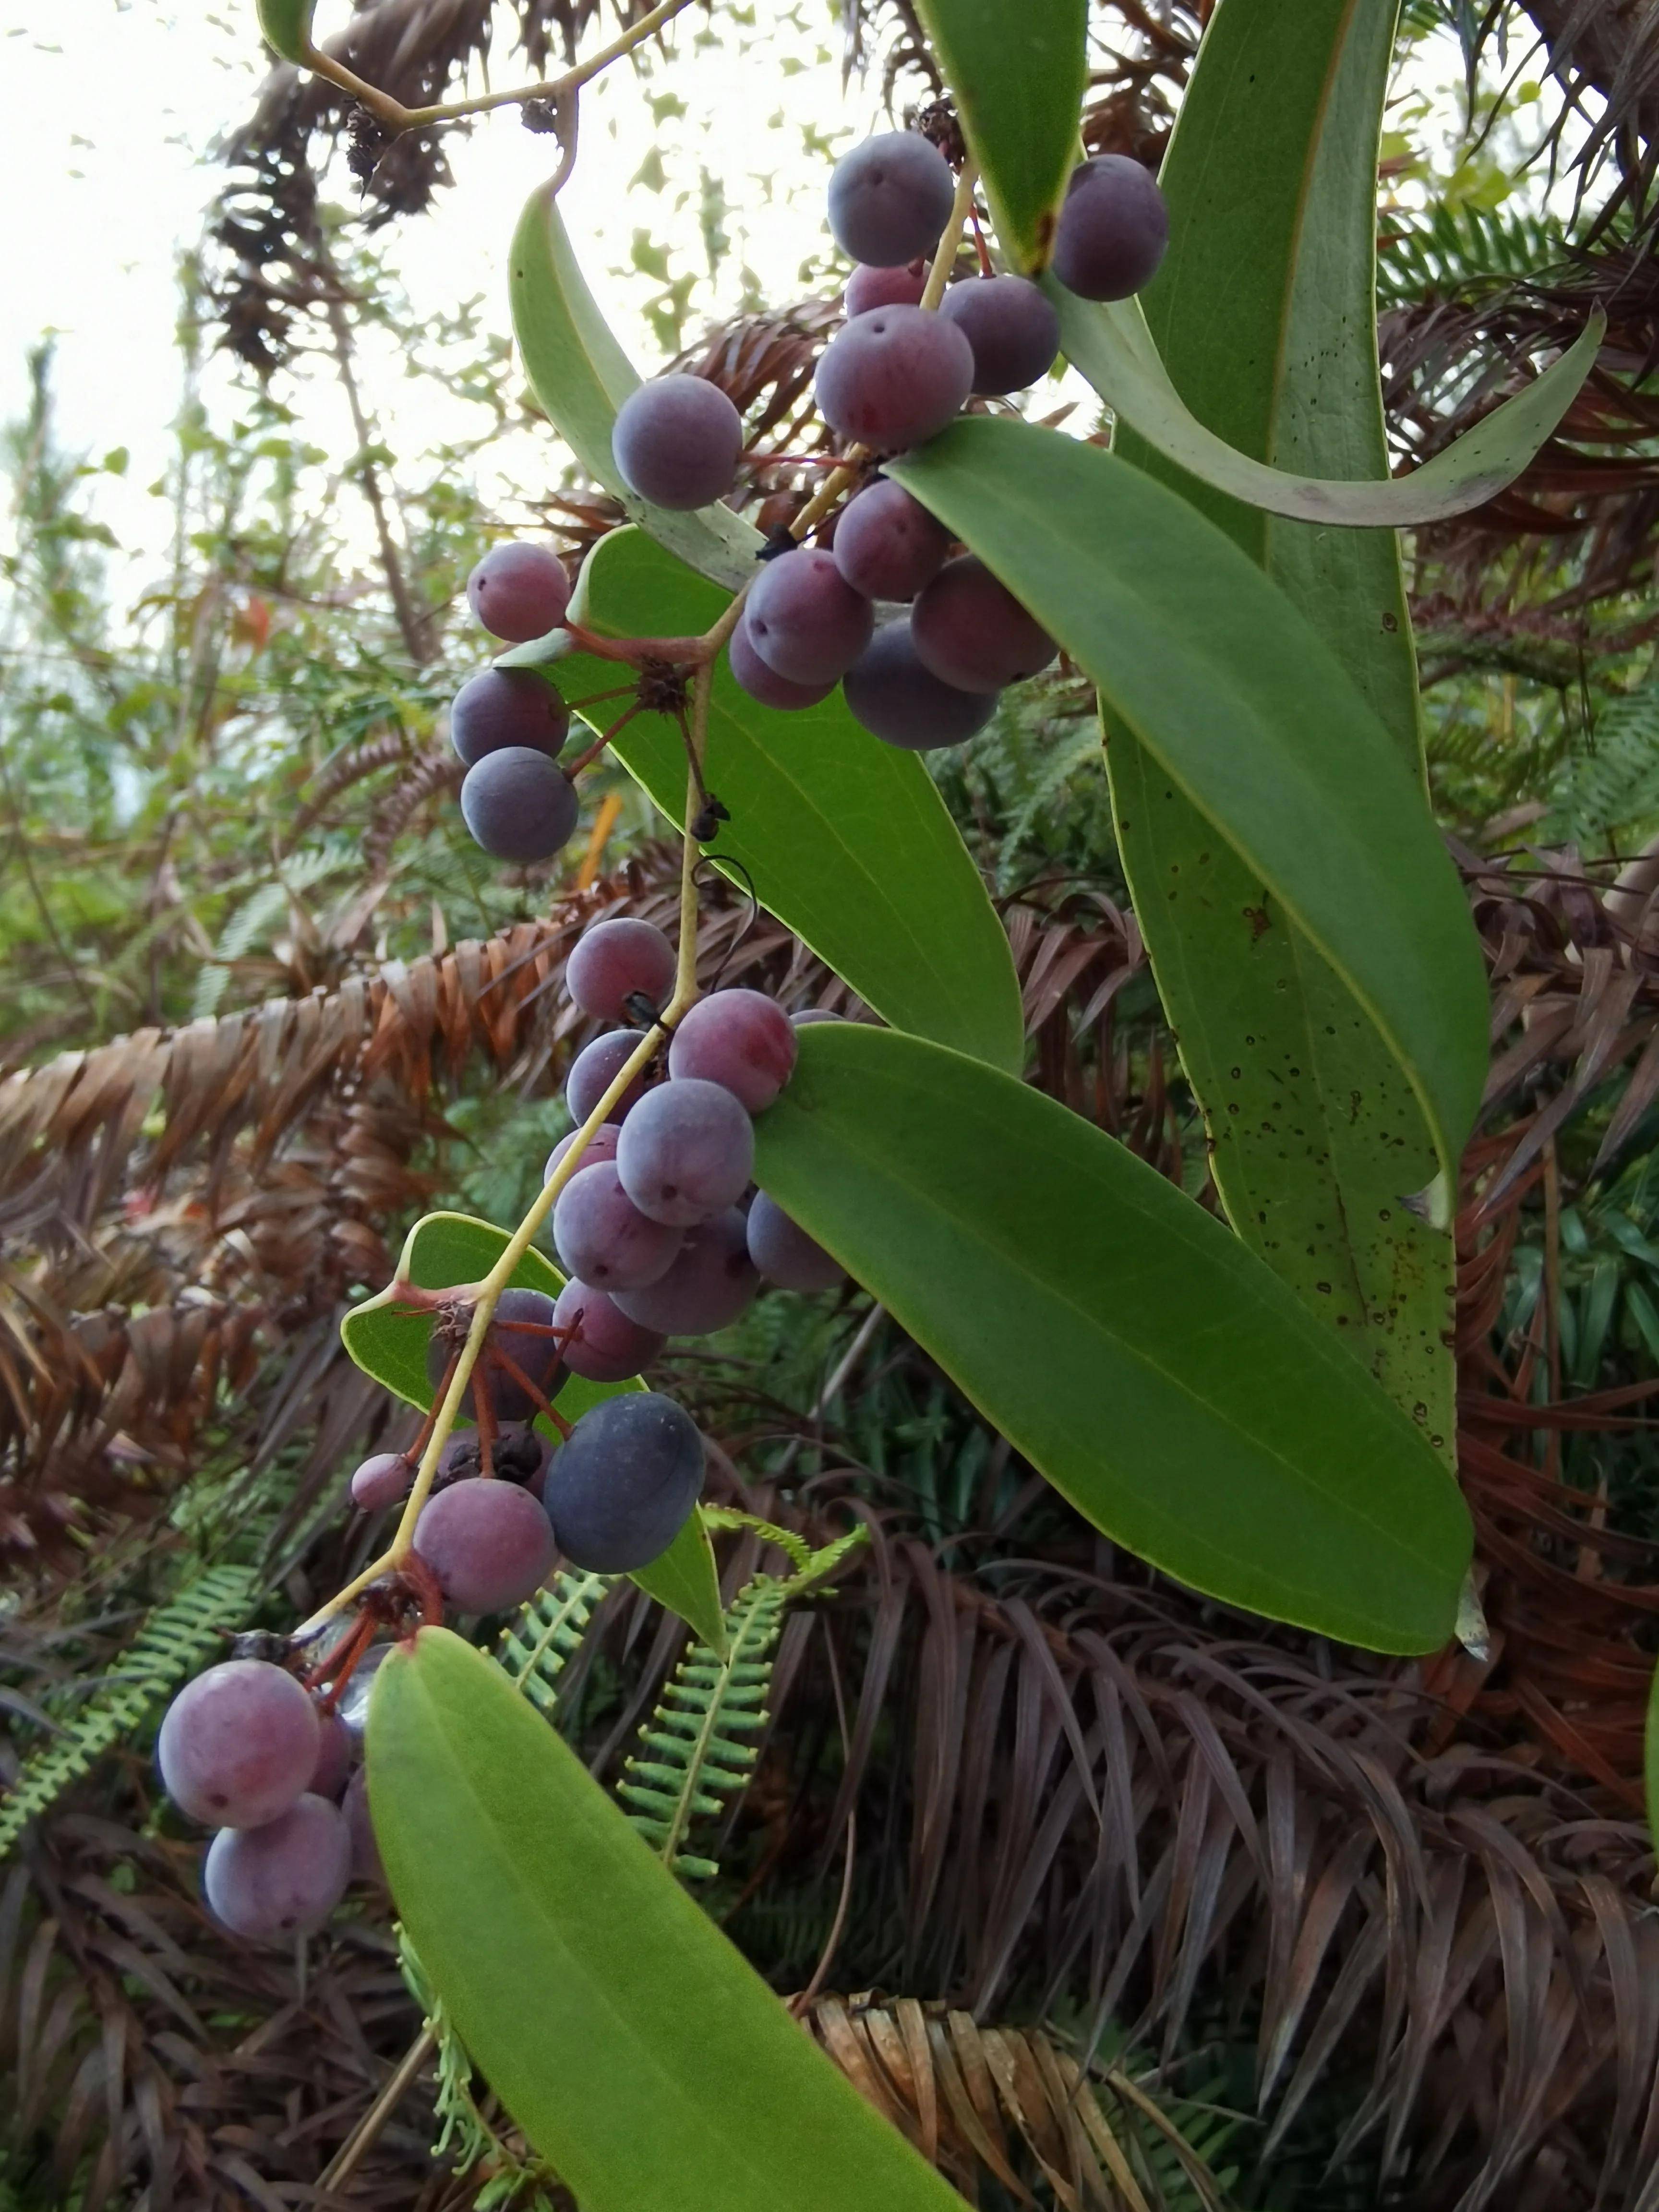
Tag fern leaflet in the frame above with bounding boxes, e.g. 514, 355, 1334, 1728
0, 1561, 259, 1858
494, 1568, 611, 1717
618, 1521, 866, 1877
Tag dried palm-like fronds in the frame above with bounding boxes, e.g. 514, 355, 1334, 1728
801, 1993, 1238, 2211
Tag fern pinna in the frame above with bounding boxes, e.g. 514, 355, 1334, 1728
494, 1567, 611, 1716
0, 1560, 260, 1858
619, 1515, 866, 1878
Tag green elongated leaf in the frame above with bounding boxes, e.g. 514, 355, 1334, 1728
255, 0, 313, 60
890, 418, 1488, 1205
509, 182, 756, 591
1053, 280, 1604, 528
340, 1212, 725, 1651
755, 1025, 1470, 1651
369, 1627, 970, 2212
912, 0, 1087, 272
506, 527, 1023, 1075
1111, 0, 1454, 1447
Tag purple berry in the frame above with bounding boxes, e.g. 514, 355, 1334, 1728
815, 306, 974, 452
349, 1451, 410, 1511
344, 1767, 384, 1886
566, 918, 676, 1023
728, 618, 836, 711
466, 543, 571, 643
309, 1712, 354, 1800
843, 621, 998, 750
613, 376, 744, 510
844, 260, 928, 315
668, 988, 797, 1111
542, 1393, 704, 1573
413, 1477, 557, 1612
204, 1793, 351, 1941
1052, 155, 1170, 302
616, 1077, 755, 1227
544, 1123, 624, 1185
159, 1660, 320, 1830
553, 1160, 684, 1290
566, 1029, 653, 1125
613, 1206, 759, 1337
938, 274, 1061, 396
911, 556, 1057, 693
459, 747, 579, 863
832, 478, 951, 602
745, 549, 874, 687
747, 1192, 846, 1291
552, 1278, 666, 1383
450, 669, 570, 768
828, 132, 955, 267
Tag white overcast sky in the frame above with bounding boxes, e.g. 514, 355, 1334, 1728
0, 1, 1518, 611
0, 0, 890, 594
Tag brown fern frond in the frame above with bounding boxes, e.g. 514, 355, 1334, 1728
801, 1993, 1235, 2211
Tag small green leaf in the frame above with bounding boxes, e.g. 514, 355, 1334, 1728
890, 418, 1488, 1201
1053, 282, 1605, 528
912, 0, 1087, 272
340, 1212, 721, 1645
255, 0, 313, 61
509, 182, 756, 591
341, 1212, 576, 1417
629, 1505, 727, 1658
368, 1628, 969, 2212
506, 527, 1024, 1075
754, 1025, 1471, 1652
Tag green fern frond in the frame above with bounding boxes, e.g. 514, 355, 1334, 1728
495, 1569, 612, 1718
397, 1927, 562, 2212
1377, 202, 1567, 307
1547, 675, 1659, 848
617, 1524, 866, 1877
0, 1561, 259, 1858
618, 1575, 784, 1879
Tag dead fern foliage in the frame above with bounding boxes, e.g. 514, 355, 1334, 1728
575, 1483, 1655, 2212
801, 1993, 1235, 2211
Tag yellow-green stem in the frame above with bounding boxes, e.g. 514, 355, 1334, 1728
292, 706, 713, 1641
920, 160, 979, 311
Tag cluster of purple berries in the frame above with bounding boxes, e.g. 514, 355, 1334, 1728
550, 914, 844, 1365
437, 133, 1166, 864
443, 543, 580, 865
614, 132, 1169, 751
156, 1656, 380, 1942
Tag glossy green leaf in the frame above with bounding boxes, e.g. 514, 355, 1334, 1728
890, 417, 1489, 1202
369, 1627, 970, 2212
755, 1025, 1470, 1652
255, 0, 313, 60
1111, 0, 1454, 1445
1053, 280, 1603, 529
912, 0, 1087, 272
509, 182, 756, 591
629, 1507, 726, 1658
340, 1212, 724, 1650
506, 527, 1023, 1074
